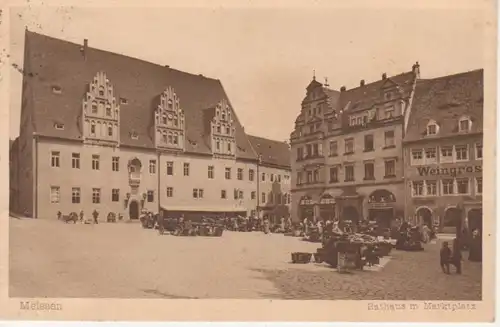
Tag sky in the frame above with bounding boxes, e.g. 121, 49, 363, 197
6, 3, 491, 141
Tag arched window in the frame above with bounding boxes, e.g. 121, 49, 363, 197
108, 125, 113, 137
99, 86, 105, 97
90, 121, 96, 135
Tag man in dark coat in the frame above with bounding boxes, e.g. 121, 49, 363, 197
451, 238, 462, 274
92, 209, 99, 224
440, 241, 451, 274
469, 229, 482, 262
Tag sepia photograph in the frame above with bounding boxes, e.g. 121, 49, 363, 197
1, 0, 496, 322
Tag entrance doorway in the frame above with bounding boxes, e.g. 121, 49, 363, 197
443, 207, 462, 236
129, 200, 139, 220
468, 208, 482, 234
368, 208, 393, 229
416, 207, 433, 228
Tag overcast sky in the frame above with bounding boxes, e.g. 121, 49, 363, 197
7, 4, 490, 141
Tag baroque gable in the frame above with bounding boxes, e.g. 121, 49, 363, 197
154, 86, 186, 151
210, 98, 236, 157
82, 71, 120, 146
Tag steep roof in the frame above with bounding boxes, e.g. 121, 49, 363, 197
404, 69, 483, 143
247, 135, 291, 169
23, 31, 258, 160
339, 72, 416, 113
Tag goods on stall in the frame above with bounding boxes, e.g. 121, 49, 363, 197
291, 252, 313, 264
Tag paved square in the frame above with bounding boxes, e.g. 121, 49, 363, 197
9, 218, 481, 300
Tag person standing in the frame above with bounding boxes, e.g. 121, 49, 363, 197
469, 229, 482, 262
451, 238, 462, 274
79, 210, 84, 223
422, 224, 430, 243
440, 241, 451, 274
92, 209, 99, 224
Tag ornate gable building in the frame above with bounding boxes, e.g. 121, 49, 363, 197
11, 30, 291, 220
290, 64, 420, 227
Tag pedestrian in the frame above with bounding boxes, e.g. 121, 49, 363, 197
469, 229, 482, 262
422, 224, 430, 243
79, 210, 84, 223
440, 241, 451, 274
92, 209, 99, 224
451, 238, 462, 274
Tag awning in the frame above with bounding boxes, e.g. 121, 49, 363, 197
160, 205, 247, 213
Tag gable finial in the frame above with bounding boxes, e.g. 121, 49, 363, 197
324, 77, 329, 87
313, 69, 316, 81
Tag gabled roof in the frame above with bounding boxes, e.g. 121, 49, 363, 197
339, 72, 416, 113
404, 69, 483, 143
247, 135, 291, 169
23, 31, 258, 160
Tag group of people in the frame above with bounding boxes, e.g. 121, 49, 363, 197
57, 209, 101, 224
440, 228, 482, 274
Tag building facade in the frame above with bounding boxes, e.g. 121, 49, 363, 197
290, 64, 420, 227
10, 30, 291, 221
403, 70, 483, 234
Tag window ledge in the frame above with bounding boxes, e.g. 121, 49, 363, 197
363, 177, 375, 181
329, 180, 339, 183
329, 154, 338, 157
383, 145, 396, 150
363, 149, 374, 153
344, 151, 354, 155
384, 175, 396, 179
344, 179, 355, 182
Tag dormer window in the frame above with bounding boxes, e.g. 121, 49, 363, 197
130, 131, 139, 140
52, 85, 62, 94
459, 117, 471, 132
91, 102, 98, 114
54, 123, 64, 130
120, 98, 128, 105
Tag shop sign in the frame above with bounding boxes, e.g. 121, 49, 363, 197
417, 165, 482, 177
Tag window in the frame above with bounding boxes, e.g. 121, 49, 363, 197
72, 153, 80, 169
306, 144, 312, 157
426, 180, 437, 196
329, 167, 338, 182
412, 181, 424, 197
183, 163, 190, 176
411, 149, 423, 165
227, 143, 232, 152
364, 162, 374, 180
384, 106, 395, 119
476, 143, 483, 160
277, 175, 281, 183
237, 168, 243, 180
426, 124, 437, 136
425, 148, 437, 163
441, 146, 453, 162
329, 141, 338, 156
225, 168, 231, 180
50, 186, 60, 203
384, 130, 395, 147
112, 157, 119, 171
234, 189, 239, 200
297, 147, 304, 160
54, 123, 64, 130
91, 102, 98, 114
192, 188, 204, 199
51, 151, 60, 167
459, 119, 470, 132
217, 126, 221, 133
261, 172, 266, 181
270, 174, 274, 182
92, 155, 100, 170
221, 190, 227, 199
251, 191, 256, 200
72, 187, 80, 204
106, 105, 111, 116
345, 165, 354, 182
120, 98, 128, 105
249, 169, 254, 181
457, 178, 469, 194
297, 172, 303, 185
92, 188, 101, 204
149, 160, 156, 174
307, 171, 313, 183
442, 179, 454, 195
345, 138, 354, 154
112, 189, 120, 202
173, 135, 178, 145
166, 161, 173, 175
166, 187, 173, 197
313, 170, 319, 182
208, 166, 214, 179
385, 159, 396, 177
476, 177, 482, 194
147, 190, 154, 202
261, 192, 266, 203
216, 141, 220, 150
238, 190, 244, 199
455, 145, 468, 161
364, 135, 374, 151
108, 125, 113, 137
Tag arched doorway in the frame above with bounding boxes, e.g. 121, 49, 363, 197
299, 195, 314, 221
129, 200, 139, 220
367, 189, 396, 228
468, 208, 482, 234
443, 207, 462, 235
416, 207, 433, 228
342, 206, 359, 224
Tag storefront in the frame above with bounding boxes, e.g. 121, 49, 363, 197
319, 193, 336, 221
335, 187, 363, 224
367, 189, 396, 228
299, 195, 315, 221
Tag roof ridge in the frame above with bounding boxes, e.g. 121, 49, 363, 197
341, 71, 414, 92
26, 30, 221, 82
416, 69, 483, 84
247, 134, 288, 144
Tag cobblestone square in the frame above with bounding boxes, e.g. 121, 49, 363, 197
9, 218, 481, 300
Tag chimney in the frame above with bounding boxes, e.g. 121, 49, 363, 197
360, 80, 365, 86
340, 86, 346, 92
382, 73, 387, 80
164, 65, 170, 68
81, 38, 88, 59
412, 61, 420, 78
